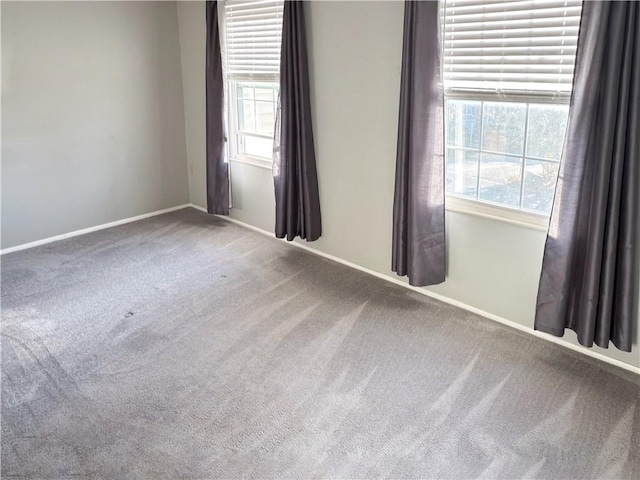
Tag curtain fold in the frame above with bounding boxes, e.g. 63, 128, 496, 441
535, 1, 639, 351
392, 0, 445, 287
273, 0, 321, 241
206, 0, 230, 215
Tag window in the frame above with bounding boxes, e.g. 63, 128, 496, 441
231, 81, 279, 159
446, 100, 568, 214
441, 0, 583, 218
223, 0, 284, 165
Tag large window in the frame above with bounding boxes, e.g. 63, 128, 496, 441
224, 0, 284, 164
441, 0, 583, 218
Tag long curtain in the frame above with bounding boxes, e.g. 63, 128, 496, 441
206, 0, 230, 215
535, 1, 639, 351
273, 0, 321, 241
391, 0, 445, 287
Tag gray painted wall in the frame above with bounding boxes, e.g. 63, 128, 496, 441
177, 1, 208, 213
1, 1, 190, 249
177, 0, 639, 368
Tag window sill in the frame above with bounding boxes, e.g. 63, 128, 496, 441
225, 159, 549, 231
445, 195, 550, 231
230, 155, 273, 171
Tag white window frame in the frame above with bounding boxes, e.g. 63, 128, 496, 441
440, 0, 581, 230
227, 79, 279, 170
444, 90, 570, 230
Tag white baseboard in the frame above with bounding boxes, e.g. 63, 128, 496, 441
191, 204, 640, 375
4, 201, 637, 374
190, 204, 208, 213
0, 204, 192, 255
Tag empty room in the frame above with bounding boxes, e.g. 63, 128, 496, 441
1, 0, 639, 478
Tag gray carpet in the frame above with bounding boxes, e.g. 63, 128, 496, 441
1, 207, 639, 479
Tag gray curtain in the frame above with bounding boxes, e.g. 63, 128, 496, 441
273, 0, 321, 241
392, 0, 445, 287
206, 0, 229, 215
535, 1, 639, 352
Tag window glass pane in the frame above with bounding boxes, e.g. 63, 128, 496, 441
446, 148, 479, 199
255, 87, 274, 101
482, 102, 527, 155
255, 101, 276, 136
237, 84, 254, 100
522, 159, 559, 214
526, 105, 568, 160
244, 135, 273, 159
444, 99, 565, 216
479, 153, 522, 207
238, 99, 255, 132
446, 100, 481, 149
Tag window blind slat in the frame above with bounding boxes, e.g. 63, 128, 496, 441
445, 19, 581, 33
226, 6, 282, 15
225, 0, 283, 78
444, 26, 580, 39
445, 36, 578, 46
225, 0, 281, 11
445, 6, 582, 22
442, 0, 583, 94
446, 54, 576, 63
227, 24, 282, 32
444, 0, 579, 15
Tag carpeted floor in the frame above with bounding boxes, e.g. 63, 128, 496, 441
1, 207, 639, 479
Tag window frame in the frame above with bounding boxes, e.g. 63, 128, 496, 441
443, 90, 570, 228
228, 78, 279, 170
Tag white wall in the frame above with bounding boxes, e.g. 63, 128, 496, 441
1, 1, 190, 249
178, 0, 639, 368
177, 1, 208, 210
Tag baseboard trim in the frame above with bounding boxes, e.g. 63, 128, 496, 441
4, 202, 636, 374
190, 204, 209, 213
189, 204, 640, 375
1, 204, 192, 255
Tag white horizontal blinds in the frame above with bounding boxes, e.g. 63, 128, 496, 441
225, 0, 284, 81
442, 0, 583, 95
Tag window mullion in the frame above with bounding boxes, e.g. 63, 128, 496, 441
476, 101, 484, 201
519, 104, 531, 210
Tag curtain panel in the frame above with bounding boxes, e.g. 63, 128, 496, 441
392, 0, 446, 287
535, 1, 639, 351
206, 0, 230, 215
273, 0, 322, 241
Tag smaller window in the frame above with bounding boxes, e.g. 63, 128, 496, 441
223, 0, 284, 165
